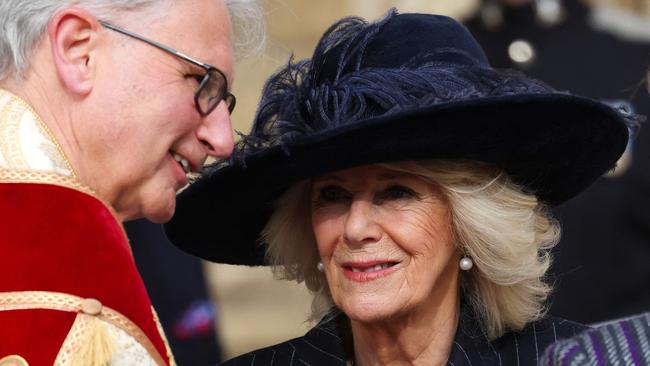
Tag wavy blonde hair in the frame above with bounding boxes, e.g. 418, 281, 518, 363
262, 159, 559, 340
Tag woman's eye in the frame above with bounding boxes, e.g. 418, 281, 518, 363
382, 185, 417, 200
316, 186, 348, 203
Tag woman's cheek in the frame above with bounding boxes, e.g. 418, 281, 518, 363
313, 211, 344, 257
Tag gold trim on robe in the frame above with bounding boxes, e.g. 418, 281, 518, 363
0, 291, 167, 366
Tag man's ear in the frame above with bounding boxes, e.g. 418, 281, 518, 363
48, 8, 101, 96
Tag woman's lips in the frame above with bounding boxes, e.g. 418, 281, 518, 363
341, 260, 400, 282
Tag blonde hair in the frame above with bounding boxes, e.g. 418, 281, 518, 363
262, 159, 559, 340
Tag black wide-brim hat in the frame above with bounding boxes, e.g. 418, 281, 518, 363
165, 11, 634, 265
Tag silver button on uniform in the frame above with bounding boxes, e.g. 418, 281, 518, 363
508, 39, 536, 65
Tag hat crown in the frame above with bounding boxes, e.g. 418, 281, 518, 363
319, 13, 490, 85
244, 10, 555, 155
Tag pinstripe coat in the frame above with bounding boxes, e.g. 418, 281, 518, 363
220, 308, 587, 365
540, 312, 650, 365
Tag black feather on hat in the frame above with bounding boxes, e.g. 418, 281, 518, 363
165, 10, 639, 265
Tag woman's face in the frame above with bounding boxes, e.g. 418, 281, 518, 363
311, 165, 461, 323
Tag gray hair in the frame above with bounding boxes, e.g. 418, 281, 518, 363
0, 0, 264, 80
225, 0, 265, 60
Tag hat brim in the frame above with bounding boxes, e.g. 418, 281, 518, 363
165, 93, 628, 265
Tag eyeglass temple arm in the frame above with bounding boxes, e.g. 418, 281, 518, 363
98, 21, 214, 71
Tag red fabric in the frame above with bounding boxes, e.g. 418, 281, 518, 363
0, 310, 75, 365
0, 183, 170, 365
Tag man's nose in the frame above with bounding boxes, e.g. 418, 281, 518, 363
343, 199, 382, 247
196, 102, 234, 158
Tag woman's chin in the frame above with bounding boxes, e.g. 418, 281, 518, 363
339, 298, 401, 324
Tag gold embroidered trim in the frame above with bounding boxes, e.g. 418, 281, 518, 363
0, 169, 96, 198
54, 313, 92, 366
0, 95, 29, 170
7, 93, 77, 178
152, 307, 177, 366
0, 355, 29, 366
0, 291, 166, 366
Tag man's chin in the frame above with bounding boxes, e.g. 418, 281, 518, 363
142, 201, 176, 224
147, 214, 172, 224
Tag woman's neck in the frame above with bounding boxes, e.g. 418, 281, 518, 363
350, 294, 460, 366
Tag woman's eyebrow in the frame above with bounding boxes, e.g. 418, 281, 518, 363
377, 172, 411, 181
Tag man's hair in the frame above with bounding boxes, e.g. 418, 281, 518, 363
0, 0, 264, 81
226, 0, 265, 60
262, 159, 559, 341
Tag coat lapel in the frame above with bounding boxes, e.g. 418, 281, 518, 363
298, 314, 348, 365
447, 308, 499, 366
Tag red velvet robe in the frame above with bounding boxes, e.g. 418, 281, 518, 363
0, 179, 175, 366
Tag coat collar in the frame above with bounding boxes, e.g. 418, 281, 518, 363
301, 307, 514, 365
0, 89, 75, 177
446, 306, 502, 365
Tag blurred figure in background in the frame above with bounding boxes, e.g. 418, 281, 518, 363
541, 311, 650, 364
465, 0, 650, 324
126, 220, 223, 365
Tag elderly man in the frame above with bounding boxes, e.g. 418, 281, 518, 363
0, 0, 258, 365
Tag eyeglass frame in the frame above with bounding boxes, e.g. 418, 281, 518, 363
99, 20, 236, 116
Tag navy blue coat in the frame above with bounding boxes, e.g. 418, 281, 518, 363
220, 309, 587, 365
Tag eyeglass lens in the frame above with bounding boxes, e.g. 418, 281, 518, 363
197, 70, 236, 115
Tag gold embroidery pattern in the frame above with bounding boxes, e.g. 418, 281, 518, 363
0, 291, 166, 366
0, 355, 29, 366
152, 307, 177, 366
38, 142, 69, 173
6, 92, 76, 178
0, 96, 29, 169
54, 312, 92, 366
0, 169, 97, 198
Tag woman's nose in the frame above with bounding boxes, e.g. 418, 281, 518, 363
343, 199, 382, 246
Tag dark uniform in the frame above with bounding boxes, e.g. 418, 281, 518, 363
465, 0, 650, 324
126, 220, 223, 365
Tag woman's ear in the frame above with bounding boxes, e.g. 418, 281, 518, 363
48, 7, 100, 96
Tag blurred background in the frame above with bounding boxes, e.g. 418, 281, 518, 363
129, 0, 650, 363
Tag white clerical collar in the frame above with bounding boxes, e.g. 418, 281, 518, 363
0, 89, 76, 177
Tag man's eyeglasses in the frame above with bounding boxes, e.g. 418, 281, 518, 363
99, 21, 236, 116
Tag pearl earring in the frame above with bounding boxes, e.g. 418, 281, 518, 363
459, 256, 473, 271
317, 261, 325, 272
